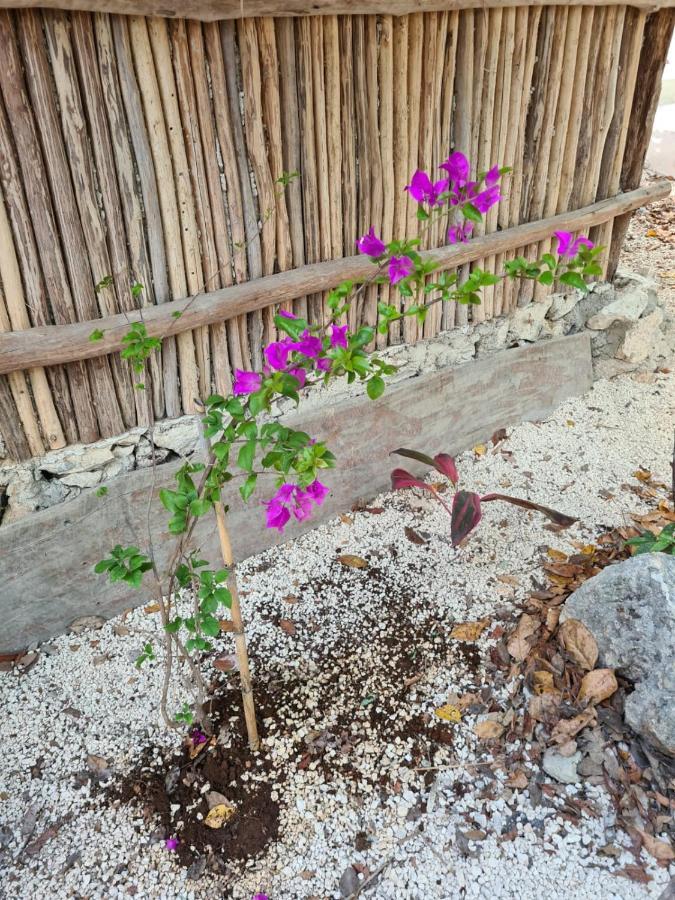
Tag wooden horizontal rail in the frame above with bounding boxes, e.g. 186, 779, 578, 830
2, 0, 674, 19
0, 180, 669, 376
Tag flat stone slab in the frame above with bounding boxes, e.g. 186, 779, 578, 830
0, 334, 592, 653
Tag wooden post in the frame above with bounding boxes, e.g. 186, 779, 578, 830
196, 402, 259, 751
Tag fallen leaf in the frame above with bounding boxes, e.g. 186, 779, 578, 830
578, 668, 618, 705
615, 865, 651, 884
404, 526, 427, 545
646, 228, 658, 237
283, 594, 299, 604
547, 547, 568, 561
457, 691, 482, 710
474, 720, 505, 740
338, 554, 369, 569
496, 574, 520, 586
17, 652, 39, 671
533, 670, 557, 695
558, 619, 598, 671
473, 443, 487, 456
506, 771, 528, 790
636, 830, 675, 861
113, 625, 130, 637
143, 603, 160, 614
566, 419, 575, 427
434, 704, 462, 723
205, 791, 230, 810
550, 707, 596, 743
279, 619, 297, 636
86, 754, 111, 779
633, 468, 652, 483
339, 514, 354, 525
204, 803, 235, 829
507, 613, 540, 660
213, 655, 238, 673
491, 428, 508, 446
451, 619, 489, 642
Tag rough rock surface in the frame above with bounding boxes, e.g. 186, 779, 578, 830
560, 553, 675, 755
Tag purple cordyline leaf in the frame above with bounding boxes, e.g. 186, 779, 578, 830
451, 491, 482, 547
392, 448, 437, 469
433, 453, 459, 485
390, 468, 436, 493
481, 493, 577, 527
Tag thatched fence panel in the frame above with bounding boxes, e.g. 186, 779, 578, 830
0, 3, 673, 459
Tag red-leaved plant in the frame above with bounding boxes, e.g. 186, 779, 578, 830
390, 448, 577, 546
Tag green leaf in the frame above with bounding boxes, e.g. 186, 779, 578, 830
367, 376, 385, 400
95, 486, 108, 497
94, 559, 112, 574
165, 618, 182, 634
189, 498, 212, 517
538, 270, 554, 286
214, 587, 232, 608
559, 271, 589, 293
201, 615, 220, 637
461, 202, 483, 224
237, 440, 256, 472
89, 329, 105, 342
240, 472, 258, 502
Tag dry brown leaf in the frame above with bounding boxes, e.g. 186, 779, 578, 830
506, 771, 529, 790
457, 692, 482, 710
283, 594, 299, 605
474, 720, 505, 740
218, 620, 237, 633
204, 803, 235, 829
450, 620, 489, 642
404, 526, 427, 545
550, 707, 596, 743
338, 554, 369, 569
633, 468, 652, 482
497, 574, 520, 586
529, 693, 561, 722
473, 443, 487, 456
558, 619, 598, 671
533, 670, 557, 695
279, 619, 297, 636
143, 603, 160, 614
339, 514, 354, 525
507, 613, 540, 660
213, 655, 238, 673
578, 668, 618, 705
636, 830, 675, 861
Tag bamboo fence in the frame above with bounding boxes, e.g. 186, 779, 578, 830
0, 3, 672, 460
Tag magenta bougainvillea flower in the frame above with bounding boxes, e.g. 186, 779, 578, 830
405, 170, 449, 206
264, 480, 329, 532
473, 184, 502, 213
264, 338, 295, 371
388, 255, 414, 284
252, 894, 269, 900
293, 330, 323, 359
356, 227, 386, 257
554, 231, 594, 257
165, 837, 179, 851
190, 727, 207, 746
329, 324, 348, 349
279, 309, 297, 319
232, 369, 262, 396
439, 151, 470, 186
484, 164, 501, 187
288, 367, 307, 389
316, 356, 332, 372
447, 221, 474, 245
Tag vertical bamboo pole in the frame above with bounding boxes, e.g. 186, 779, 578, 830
594, 10, 647, 275
419, 12, 438, 337
440, 10, 459, 332
378, 14, 394, 350
296, 17, 322, 326
221, 20, 266, 365
0, 184, 64, 450
391, 15, 409, 343
187, 18, 242, 386
197, 403, 259, 751
339, 16, 358, 332
148, 16, 211, 401
0, 14, 93, 444
238, 17, 278, 348
310, 16, 332, 269
453, 9, 474, 327
275, 18, 307, 319
324, 15, 343, 265
204, 21, 252, 367
256, 17, 293, 274
365, 15, 383, 342
96, 12, 165, 420
128, 15, 200, 413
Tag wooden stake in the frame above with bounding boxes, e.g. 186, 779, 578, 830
197, 403, 259, 752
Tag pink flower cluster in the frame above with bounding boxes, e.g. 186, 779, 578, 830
265, 480, 330, 532
232, 317, 348, 397
553, 231, 594, 257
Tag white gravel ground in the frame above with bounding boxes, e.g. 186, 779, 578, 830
1, 371, 674, 900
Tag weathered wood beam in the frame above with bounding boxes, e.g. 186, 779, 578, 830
1, 0, 673, 19
0, 333, 592, 653
0, 180, 669, 376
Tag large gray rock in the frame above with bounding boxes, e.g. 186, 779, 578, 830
560, 553, 675, 755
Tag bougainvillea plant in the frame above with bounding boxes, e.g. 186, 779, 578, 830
95, 153, 598, 732
390, 448, 577, 546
